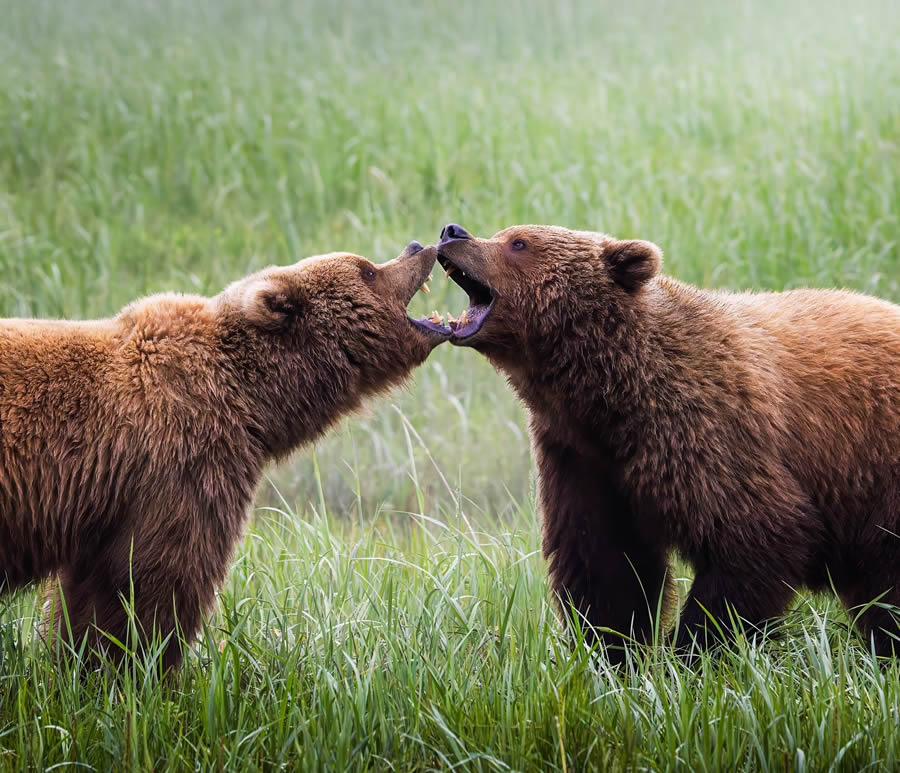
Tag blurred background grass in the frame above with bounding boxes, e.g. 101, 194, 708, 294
2, 0, 897, 518
1, 1, 900, 768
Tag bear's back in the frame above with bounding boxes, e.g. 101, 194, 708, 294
655, 279, 900, 544
0, 318, 120, 449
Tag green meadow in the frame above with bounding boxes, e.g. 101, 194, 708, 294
1, 0, 899, 769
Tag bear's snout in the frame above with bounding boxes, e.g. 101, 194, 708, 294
404, 240, 424, 256
439, 223, 471, 244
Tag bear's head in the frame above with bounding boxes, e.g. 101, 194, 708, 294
434, 223, 662, 364
215, 241, 447, 453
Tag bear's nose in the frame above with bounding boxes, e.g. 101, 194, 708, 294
440, 223, 471, 244
405, 240, 424, 256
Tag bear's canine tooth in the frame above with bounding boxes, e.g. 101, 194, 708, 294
419, 282, 430, 294
429, 310, 442, 324
446, 312, 458, 325
458, 310, 469, 327
426, 273, 433, 282
444, 266, 456, 277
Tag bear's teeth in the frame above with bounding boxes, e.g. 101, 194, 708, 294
446, 312, 458, 325
457, 310, 469, 327
445, 266, 456, 277
429, 310, 443, 324
426, 273, 433, 282
420, 282, 431, 294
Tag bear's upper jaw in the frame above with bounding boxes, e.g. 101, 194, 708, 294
435, 251, 496, 342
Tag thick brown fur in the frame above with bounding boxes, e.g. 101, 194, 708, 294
438, 224, 900, 662
0, 242, 443, 670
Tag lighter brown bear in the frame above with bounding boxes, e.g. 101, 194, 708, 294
0, 241, 447, 670
435, 223, 900, 663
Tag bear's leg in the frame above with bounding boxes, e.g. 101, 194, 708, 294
547, 538, 675, 664
836, 506, 900, 658
535, 436, 674, 664
44, 536, 220, 671
42, 564, 130, 664
674, 569, 795, 653
840, 582, 900, 658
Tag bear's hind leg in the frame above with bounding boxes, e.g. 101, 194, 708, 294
674, 568, 796, 653
840, 581, 900, 658
44, 538, 217, 672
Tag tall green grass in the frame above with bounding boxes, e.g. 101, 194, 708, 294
4, 503, 900, 771
1, 0, 899, 768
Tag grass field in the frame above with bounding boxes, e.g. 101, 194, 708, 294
2, 0, 900, 769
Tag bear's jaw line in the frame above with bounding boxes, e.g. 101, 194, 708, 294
435, 252, 496, 342
408, 314, 452, 338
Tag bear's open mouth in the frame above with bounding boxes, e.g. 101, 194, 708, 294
407, 272, 452, 338
424, 252, 495, 340
406, 251, 495, 339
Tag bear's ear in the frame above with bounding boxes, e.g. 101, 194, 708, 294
241, 278, 303, 330
604, 239, 662, 291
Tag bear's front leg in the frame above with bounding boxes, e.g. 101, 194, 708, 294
535, 434, 674, 664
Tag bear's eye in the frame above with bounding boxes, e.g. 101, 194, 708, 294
511, 239, 527, 252
361, 265, 377, 283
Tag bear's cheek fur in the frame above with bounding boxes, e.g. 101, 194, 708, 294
460, 271, 546, 362
508, 275, 581, 342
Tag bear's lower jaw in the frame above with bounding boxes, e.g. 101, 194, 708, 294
407, 298, 495, 342
408, 315, 453, 339
434, 251, 496, 343
448, 298, 495, 342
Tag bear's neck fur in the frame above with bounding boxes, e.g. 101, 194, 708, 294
496, 277, 683, 446
489, 275, 779, 545
217, 320, 360, 463
216, 310, 431, 464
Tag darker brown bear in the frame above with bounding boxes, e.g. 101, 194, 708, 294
436, 223, 900, 662
0, 241, 447, 670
